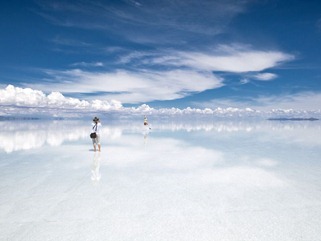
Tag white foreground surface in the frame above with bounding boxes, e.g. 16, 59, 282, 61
0, 120, 321, 241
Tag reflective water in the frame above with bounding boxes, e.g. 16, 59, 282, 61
0, 119, 321, 241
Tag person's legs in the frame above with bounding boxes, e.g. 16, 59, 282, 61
97, 135, 101, 152
92, 138, 97, 151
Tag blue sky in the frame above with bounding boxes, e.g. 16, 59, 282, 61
1, 0, 321, 111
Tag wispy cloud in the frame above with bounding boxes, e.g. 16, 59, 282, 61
253, 92, 321, 110
35, 0, 256, 45
71, 62, 104, 67
51, 36, 92, 47
238, 72, 277, 85
253, 73, 278, 81
119, 45, 294, 72
21, 44, 293, 104
30, 69, 223, 103
240, 78, 250, 85
30, 1, 296, 105
162, 47, 294, 73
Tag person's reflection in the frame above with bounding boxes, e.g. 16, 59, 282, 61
143, 128, 150, 146
91, 151, 101, 184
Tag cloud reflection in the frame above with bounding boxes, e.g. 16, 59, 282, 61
0, 119, 320, 153
1, 119, 320, 240
102, 130, 288, 190
0, 120, 127, 153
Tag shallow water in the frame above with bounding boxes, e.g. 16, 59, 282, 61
0, 119, 321, 241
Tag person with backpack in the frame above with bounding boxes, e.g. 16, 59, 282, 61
91, 117, 102, 152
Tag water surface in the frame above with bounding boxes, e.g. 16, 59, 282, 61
0, 119, 320, 241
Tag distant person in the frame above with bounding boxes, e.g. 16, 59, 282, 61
91, 117, 101, 152
144, 115, 148, 126
143, 115, 151, 129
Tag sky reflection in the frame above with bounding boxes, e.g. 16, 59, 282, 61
0, 119, 320, 240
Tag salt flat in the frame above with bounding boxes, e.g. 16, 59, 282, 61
0, 119, 321, 241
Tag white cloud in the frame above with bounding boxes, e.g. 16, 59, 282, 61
240, 78, 250, 84
239, 72, 277, 84
2, 85, 319, 118
253, 73, 277, 81
158, 47, 294, 73
119, 45, 294, 74
32, 2, 296, 106
30, 68, 224, 103
71, 62, 104, 67
0, 85, 122, 110
28, 44, 294, 104
0, 85, 47, 107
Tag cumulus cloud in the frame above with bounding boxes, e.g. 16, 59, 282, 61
0, 85, 122, 110
0, 85, 47, 107
2, 85, 320, 118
